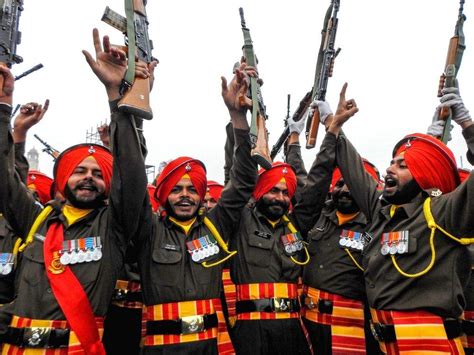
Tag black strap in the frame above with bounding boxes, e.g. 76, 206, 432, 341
463, 319, 474, 335
236, 298, 300, 313
112, 289, 143, 303
146, 313, 218, 335
3, 326, 70, 348
443, 319, 463, 339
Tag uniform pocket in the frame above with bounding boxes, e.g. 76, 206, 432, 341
246, 233, 274, 268
151, 245, 183, 286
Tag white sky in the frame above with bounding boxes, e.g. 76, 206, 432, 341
13, 0, 474, 183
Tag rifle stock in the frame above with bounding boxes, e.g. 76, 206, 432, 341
306, 109, 321, 149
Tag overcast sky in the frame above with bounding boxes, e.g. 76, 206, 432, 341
13, 0, 474, 183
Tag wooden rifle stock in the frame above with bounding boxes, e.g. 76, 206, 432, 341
306, 109, 321, 149
118, 76, 152, 119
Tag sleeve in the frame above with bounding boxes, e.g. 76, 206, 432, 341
335, 132, 381, 222
223, 121, 235, 186
209, 127, 257, 241
0, 104, 41, 236
285, 143, 307, 204
462, 124, 474, 165
291, 132, 337, 237
107, 100, 151, 250
14, 142, 29, 184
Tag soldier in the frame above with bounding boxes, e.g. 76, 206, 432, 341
134, 62, 257, 354
0, 28, 151, 353
204, 180, 224, 211
325, 83, 473, 354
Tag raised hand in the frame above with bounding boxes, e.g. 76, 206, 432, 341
0, 65, 15, 105
328, 83, 359, 135
13, 100, 50, 143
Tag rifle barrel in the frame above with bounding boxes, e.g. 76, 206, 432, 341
14, 63, 43, 81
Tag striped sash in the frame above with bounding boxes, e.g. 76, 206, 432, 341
301, 286, 365, 354
221, 268, 237, 327
236, 282, 299, 320
370, 309, 465, 354
462, 310, 474, 351
143, 298, 233, 354
1, 316, 104, 355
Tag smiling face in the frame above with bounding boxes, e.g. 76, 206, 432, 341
167, 177, 201, 221
383, 155, 420, 204
65, 157, 107, 208
256, 181, 291, 220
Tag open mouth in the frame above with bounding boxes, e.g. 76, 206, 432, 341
384, 176, 397, 188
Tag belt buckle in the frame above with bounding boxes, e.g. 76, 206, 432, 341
272, 298, 290, 312
23, 327, 51, 348
114, 288, 128, 301
303, 296, 316, 310
181, 315, 205, 335
317, 299, 333, 314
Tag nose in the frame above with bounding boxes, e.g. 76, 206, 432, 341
274, 191, 285, 201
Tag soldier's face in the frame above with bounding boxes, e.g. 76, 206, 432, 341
203, 192, 218, 211
167, 178, 201, 221
66, 157, 107, 207
331, 178, 359, 214
383, 155, 420, 204
257, 181, 290, 220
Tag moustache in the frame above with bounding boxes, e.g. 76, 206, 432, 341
175, 197, 196, 206
74, 181, 98, 192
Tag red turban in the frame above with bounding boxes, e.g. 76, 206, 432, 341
27, 170, 54, 205
458, 168, 470, 183
147, 184, 160, 212
331, 158, 380, 192
393, 133, 460, 194
53, 144, 113, 196
154, 157, 207, 206
252, 162, 297, 201
206, 180, 224, 202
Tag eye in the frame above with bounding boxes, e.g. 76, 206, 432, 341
170, 186, 181, 193
282, 190, 289, 196
188, 186, 198, 194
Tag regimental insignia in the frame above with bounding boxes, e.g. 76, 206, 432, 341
59, 237, 102, 266
281, 232, 303, 256
0, 252, 14, 275
48, 251, 66, 274
185, 163, 191, 172
339, 230, 364, 251
380, 231, 409, 256
88, 146, 96, 154
186, 235, 220, 263
282, 167, 288, 174
431, 189, 442, 197
30, 174, 36, 181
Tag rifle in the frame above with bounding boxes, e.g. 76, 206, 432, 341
14, 63, 43, 81
33, 134, 60, 160
0, 0, 24, 88
238, 7, 272, 170
270, 91, 312, 160
305, 0, 341, 149
102, 0, 157, 120
435, 0, 466, 144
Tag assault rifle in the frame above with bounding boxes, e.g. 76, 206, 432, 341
435, 0, 466, 144
270, 91, 312, 160
33, 134, 60, 160
102, 0, 156, 120
238, 7, 272, 170
0, 0, 24, 87
305, 0, 341, 149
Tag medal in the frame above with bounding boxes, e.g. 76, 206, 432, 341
92, 248, 102, 261
77, 249, 86, 263
85, 250, 93, 262
0, 264, 4, 275
70, 251, 79, 264
397, 243, 407, 254
2, 263, 12, 275
381, 244, 390, 255
381, 233, 390, 255
339, 238, 346, 247
60, 252, 71, 265
191, 250, 201, 262
389, 243, 398, 255
285, 244, 292, 254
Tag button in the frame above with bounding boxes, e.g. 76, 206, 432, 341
368, 283, 375, 289
319, 264, 324, 269
47, 288, 52, 293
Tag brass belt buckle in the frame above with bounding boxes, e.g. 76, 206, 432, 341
369, 321, 383, 342
272, 298, 290, 312
23, 327, 51, 348
181, 315, 205, 335
304, 296, 316, 310
114, 288, 129, 301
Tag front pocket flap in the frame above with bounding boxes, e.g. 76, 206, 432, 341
22, 240, 45, 264
152, 245, 182, 264
248, 232, 274, 250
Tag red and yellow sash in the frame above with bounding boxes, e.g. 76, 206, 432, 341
222, 268, 237, 327
301, 286, 365, 354
370, 309, 464, 355
462, 310, 474, 351
1, 316, 104, 355
43, 222, 105, 355
143, 298, 233, 354
236, 282, 299, 320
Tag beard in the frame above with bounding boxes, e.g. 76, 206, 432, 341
64, 184, 107, 209
383, 178, 422, 205
332, 191, 360, 214
256, 197, 290, 221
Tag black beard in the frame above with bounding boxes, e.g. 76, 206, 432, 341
165, 199, 199, 221
256, 197, 289, 220
383, 178, 422, 205
332, 191, 360, 214
64, 185, 107, 209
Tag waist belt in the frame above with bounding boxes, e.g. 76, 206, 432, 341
236, 298, 300, 314
146, 313, 218, 335
463, 319, 474, 335
113, 288, 143, 303
3, 326, 70, 348
301, 294, 333, 314
370, 318, 462, 343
